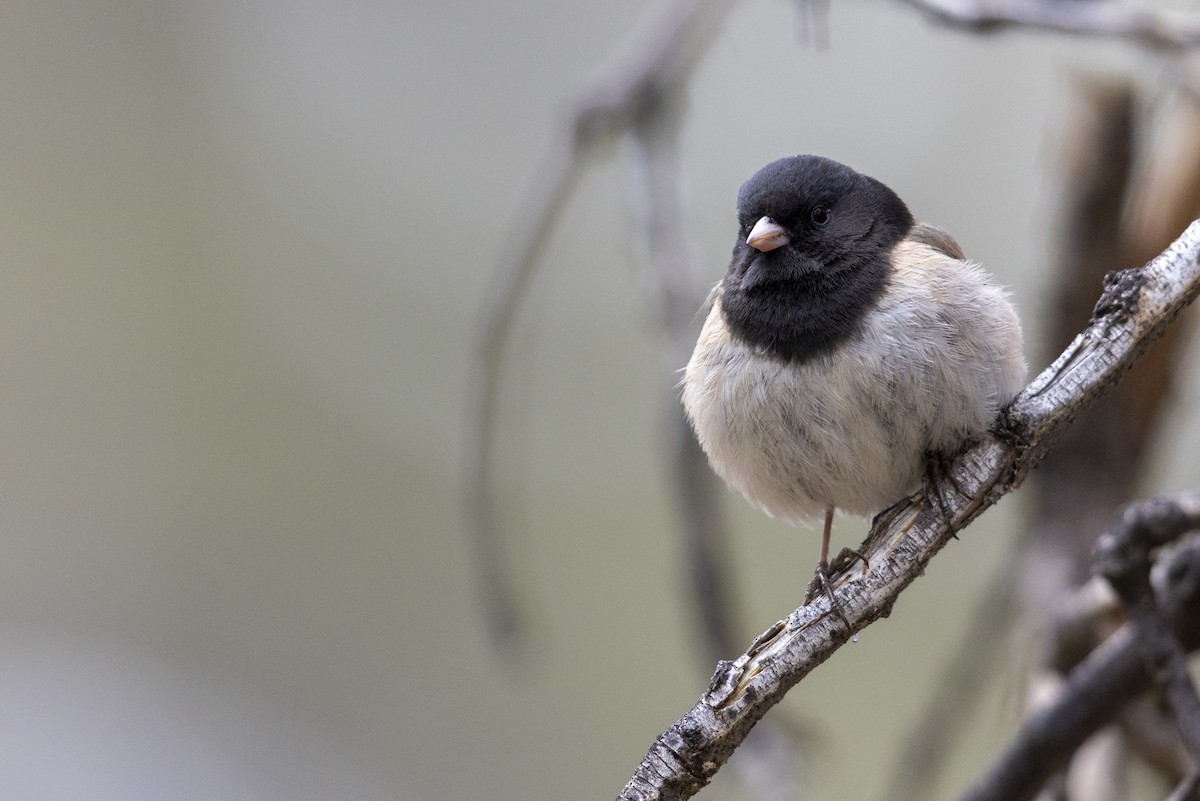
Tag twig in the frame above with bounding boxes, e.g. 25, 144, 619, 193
617, 221, 1200, 801
898, 0, 1200, 51
956, 534, 1200, 801
1094, 489, 1200, 760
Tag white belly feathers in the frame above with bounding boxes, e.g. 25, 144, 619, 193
681, 241, 1025, 524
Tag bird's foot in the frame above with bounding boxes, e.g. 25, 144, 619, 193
805, 550, 868, 634
992, 404, 1032, 451
923, 449, 969, 535
803, 547, 869, 603
831, 546, 869, 576
804, 560, 853, 630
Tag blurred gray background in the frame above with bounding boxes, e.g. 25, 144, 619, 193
2, 1, 1198, 799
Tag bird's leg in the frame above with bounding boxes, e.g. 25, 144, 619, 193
804, 505, 854, 630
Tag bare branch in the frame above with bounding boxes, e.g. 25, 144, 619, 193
1094, 489, 1200, 760
618, 221, 1200, 801
898, 0, 1200, 51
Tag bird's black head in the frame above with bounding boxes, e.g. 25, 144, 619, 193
719, 155, 915, 362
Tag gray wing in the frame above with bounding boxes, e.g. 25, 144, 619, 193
909, 222, 965, 260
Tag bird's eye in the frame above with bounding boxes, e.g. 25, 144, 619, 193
810, 206, 830, 227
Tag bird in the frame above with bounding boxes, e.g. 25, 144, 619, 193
681, 154, 1026, 624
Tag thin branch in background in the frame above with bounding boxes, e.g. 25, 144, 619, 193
621, 18, 814, 795
898, 0, 1200, 50
790, 0, 831, 49
626, 108, 744, 667
619, 222, 1200, 801
1020, 79, 1200, 799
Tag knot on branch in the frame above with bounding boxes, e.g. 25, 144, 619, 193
1094, 493, 1200, 596
705, 659, 742, 705
1093, 267, 1145, 319
1162, 540, 1200, 649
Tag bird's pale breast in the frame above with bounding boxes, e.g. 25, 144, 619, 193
681, 241, 1025, 524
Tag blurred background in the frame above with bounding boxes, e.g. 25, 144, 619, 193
1, 1, 1198, 799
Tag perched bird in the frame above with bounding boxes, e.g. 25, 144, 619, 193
681, 155, 1026, 620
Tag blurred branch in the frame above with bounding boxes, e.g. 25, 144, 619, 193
618, 221, 1200, 801
958, 491, 1200, 801
465, 134, 584, 651
1021, 78, 1140, 801
960, 527, 1200, 801
1025, 80, 1200, 800
464, 0, 734, 652
626, 102, 744, 665
899, 0, 1200, 50
1095, 489, 1200, 761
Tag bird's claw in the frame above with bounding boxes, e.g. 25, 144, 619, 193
805, 559, 854, 631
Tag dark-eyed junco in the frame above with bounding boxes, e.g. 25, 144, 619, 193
681, 155, 1026, 620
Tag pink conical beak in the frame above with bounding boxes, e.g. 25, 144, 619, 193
746, 216, 790, 252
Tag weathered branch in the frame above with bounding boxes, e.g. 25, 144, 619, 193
618, 221, 1200, 801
